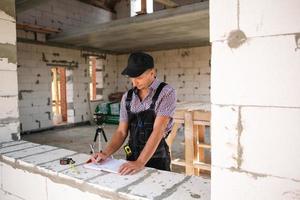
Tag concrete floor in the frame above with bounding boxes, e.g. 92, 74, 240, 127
22, 124, 186, 174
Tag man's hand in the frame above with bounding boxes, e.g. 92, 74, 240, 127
118, 160, 145, 175
89, 152, 108, 163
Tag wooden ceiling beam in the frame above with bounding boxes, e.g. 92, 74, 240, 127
17, 23, 61, 34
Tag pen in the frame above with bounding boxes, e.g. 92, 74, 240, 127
89, 144, 95, 154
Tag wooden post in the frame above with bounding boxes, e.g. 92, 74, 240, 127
91, 58, 96, 100
193, 124, 200, 175
58, 68, 67, 122
53, 68, 59, 114
197, 125, 205, 174
184, 111, 194, 175
141, 0, 147, 13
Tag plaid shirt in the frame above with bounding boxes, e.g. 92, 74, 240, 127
120, 78, 176, 133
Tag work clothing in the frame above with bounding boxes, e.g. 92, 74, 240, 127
120, 78, 176, 134
125, 82, 171, 171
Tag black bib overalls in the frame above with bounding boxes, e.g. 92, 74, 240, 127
125, 82, 171, 171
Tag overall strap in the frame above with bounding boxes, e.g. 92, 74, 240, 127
150, 82, 167, 110
125, 89, 134, 112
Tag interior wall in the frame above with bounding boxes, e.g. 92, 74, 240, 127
210, 0, 300, 199
0, 0, 20, 141
110, 46, 211, 102
17, 42, 93, 132
15, 0, 115, 132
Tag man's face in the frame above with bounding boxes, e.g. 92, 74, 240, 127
130, 69, 155, 90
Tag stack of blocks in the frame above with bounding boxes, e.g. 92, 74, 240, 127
210, 0, 300, 199
0, 140, 210, 200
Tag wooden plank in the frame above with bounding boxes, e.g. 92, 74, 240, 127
17, 23, 61, 34
197, 125, 206, 173
171, 158, 186, 167
193, 161, 211, 171
58, 68, 67, 122
173, 110, 185, 120
193, 111, 211, 121
91, 58, 97, 100
197, 143, 211, 149
171, 159, 211, 171
184, 111, 194, 175
141, 0, 147, 13
193, 120, 210, 126
173, 119, 184, 124
193, 125, 199, 175
154, 0, 178, 8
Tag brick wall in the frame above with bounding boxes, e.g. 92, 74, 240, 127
0, 0, 20, 141
109, 46, 211, 102
17, 43, 92, 132
0, 141, 210, 200
210, 0, 300, 199
16, 0, 114, 132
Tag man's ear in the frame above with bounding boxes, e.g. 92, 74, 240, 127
151, 68, 157, 76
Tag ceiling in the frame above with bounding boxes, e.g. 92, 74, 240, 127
49, 1, 209, 54
15, 0, 119, 13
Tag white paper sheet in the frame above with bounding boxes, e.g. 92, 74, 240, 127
83, 158, 127, 173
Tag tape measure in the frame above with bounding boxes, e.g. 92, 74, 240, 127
59, 157, 75, 165
124, 144, 132, 157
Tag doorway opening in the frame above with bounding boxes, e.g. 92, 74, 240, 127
51, 67, 67, 125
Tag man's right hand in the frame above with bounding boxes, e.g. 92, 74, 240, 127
88, 152, 109, 163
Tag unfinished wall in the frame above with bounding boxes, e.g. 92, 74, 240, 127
0, 141, 210, 200
101, 55, 118, 101
0, 0, 20, 141
210, 0, 300, 199
110, 47, 211, 102
17, 43, 95, 132
15, 0, 116, 132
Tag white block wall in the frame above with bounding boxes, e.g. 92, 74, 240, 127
17, 43, 91, 132
102, 54, 118, 100
210, 0, 300, 199
0, 1, 20, 141
0, 141, 210, 200
14, 0, 116, 132
107, 47, 211, 102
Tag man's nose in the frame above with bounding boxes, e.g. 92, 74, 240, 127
131, 79, 137, 87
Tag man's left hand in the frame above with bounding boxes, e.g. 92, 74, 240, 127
119, 160, 145, 175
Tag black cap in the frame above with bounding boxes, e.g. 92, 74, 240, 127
121, 52, 154, 78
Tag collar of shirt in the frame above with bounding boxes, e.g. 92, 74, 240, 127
133, 78, 161, 106
148, 78, 160, 92
134, 78, 161, 97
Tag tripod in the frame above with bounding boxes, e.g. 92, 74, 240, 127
90, 113, 108, 154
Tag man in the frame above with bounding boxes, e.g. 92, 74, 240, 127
90, 52, 176, 175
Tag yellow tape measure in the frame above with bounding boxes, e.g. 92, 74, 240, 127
124, 144, 132, 157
